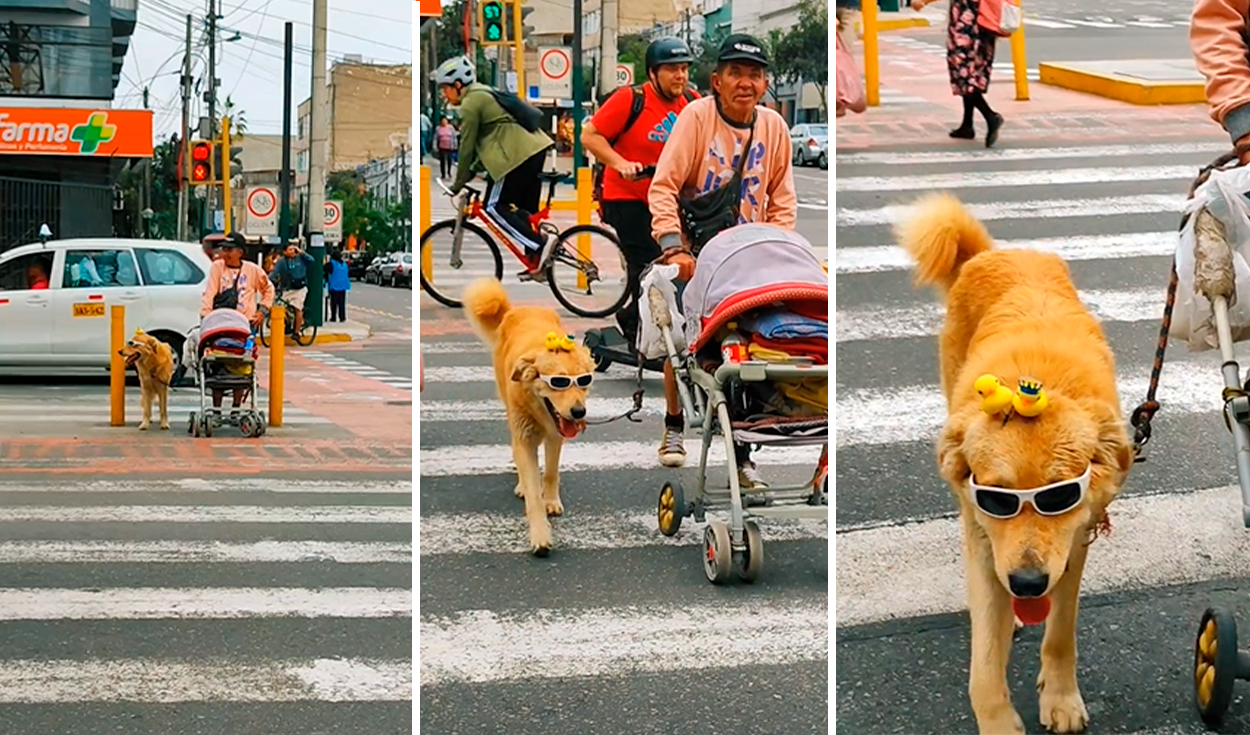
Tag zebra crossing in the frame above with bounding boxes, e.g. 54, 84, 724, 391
417, 334, 829, 733
834, 135, 1250, 733
300, 350, 413, 391
0, 476, 411, 729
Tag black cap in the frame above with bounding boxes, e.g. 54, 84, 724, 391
717, 34, 769, 68
220, 231, 247, 250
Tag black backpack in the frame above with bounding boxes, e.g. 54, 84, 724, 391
592, 85, 697, 205
477, 87, 545, 133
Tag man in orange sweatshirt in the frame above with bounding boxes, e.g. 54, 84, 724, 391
646, 33, 798, 483
1192, 0, 1250, 156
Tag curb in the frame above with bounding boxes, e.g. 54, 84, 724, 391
1039, 62, 1206, 105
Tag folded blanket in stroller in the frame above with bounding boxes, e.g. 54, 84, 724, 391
739, 307, 828, 340
751, 335, 827, 364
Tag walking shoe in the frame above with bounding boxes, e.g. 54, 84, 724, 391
737, 460, 770, 490
658, 426, 686, 467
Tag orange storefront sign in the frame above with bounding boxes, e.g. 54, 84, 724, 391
0, 107, 154, 158
419, 0, 442, 17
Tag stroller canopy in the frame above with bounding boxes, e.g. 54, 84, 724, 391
200, 308, 252, 347
682, 224, 828, 350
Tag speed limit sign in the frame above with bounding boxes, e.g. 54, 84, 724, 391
245, 186, 278, 236
615, 64, 634, 87
324, 200, 343, 242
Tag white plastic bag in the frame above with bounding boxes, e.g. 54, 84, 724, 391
1173, 166, 1250, 352
637, 264, 687, 360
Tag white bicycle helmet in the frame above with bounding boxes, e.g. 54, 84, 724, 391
432, 56, 476, 87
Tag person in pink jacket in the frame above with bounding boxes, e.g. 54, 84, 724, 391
1192, 0, 1250, 155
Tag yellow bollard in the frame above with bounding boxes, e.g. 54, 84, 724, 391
863, 0, 880, 107
1011, 2, 1030, 101
268, 305, 285, 428
221, 116, 233, 232
109, 305, 125, 426
576, 167, 592, 291
420, 165, 432, 283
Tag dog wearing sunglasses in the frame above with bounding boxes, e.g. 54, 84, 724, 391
463, 277, 594, 557
897, 193, 1134, 735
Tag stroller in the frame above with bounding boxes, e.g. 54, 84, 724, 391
639, 224, 829, 584
187, 308, 267, 438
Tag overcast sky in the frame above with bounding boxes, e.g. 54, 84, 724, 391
116, 0, 412, 138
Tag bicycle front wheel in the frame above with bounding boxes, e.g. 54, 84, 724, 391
547, 224, 630, 319
420, 219, 503, 308
295, 322, 318, 346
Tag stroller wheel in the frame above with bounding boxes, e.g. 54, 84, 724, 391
657, 481, 685, 537
702, 520, 733, 585
737, 520, 764, 583
187, 412, 196, 435
1194, 607, 1242, 726
592, 352, 612, 373
202, 415, 214, 438
239, 414, 255, 437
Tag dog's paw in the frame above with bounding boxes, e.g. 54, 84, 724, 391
976, 710, 1025, 735
137, 422, 150, 431
545, 497, 564, 516
1014, 615, 1024, 631
528, 523, 553, 557
159, 422, 171, 431
1038, 682, 1088, 733
514, 483, 524, 498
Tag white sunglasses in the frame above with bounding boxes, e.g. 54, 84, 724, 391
969, 464, 1092, 519
538, 373, 593, 391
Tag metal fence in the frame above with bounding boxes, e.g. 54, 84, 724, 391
0, 176, 114, 254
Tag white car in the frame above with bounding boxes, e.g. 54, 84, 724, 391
0, 237, 210, 381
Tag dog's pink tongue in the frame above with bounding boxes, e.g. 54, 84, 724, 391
557, 417, 584, 439
1012, 596, 1051, 626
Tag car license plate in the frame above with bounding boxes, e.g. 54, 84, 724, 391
72, 302, 105, 318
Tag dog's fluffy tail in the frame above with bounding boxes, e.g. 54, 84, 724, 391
895, 192, 994, 292
463, 277, 511, 347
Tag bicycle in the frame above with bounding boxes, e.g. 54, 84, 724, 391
258, 291, 318, 347
419, 172, 630, 318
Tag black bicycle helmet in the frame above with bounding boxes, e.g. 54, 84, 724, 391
645, 37, 695, 71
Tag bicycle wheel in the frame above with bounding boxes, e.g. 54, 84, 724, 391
547, 224, 630, 318
420, 219, 503, 308
258, 312, 272, 348
296, 322, 318, 346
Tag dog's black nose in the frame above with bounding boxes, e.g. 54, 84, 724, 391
570, 405, 586, 420
1007, 569, 1049, 598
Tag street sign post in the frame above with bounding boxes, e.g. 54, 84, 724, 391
324, 200, 343, 243
246, 186, 279, 237
538, 46, 572, 99
615, 64, 634, 87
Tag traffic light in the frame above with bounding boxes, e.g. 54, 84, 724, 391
478, 0, 506, 45
189, 140, 213, 184
227, 145, 243, 181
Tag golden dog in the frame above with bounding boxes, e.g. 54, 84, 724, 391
897, 193, 1134, 735
118, 330, 175, 431
463, 277, 594, 556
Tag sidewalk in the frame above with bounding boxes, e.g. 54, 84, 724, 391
308, 318, 371, 344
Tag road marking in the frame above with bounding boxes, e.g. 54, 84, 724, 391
420, 440, 825, 477
298, 352, 412, 392
836, 165, 1195, 193
1023, 16, 1076, 28
835, 232, 1172, 274
424, 364, 641, 383
0, 658, 411, 702
0, 505, 412, 524
1125, 20, 1174, 28
1066, 18, 1121, 28
420, 600, 827, 686
837, 194, 1186, 227
0, 587, 411, 620
418, 342, 486, 355
837, 287, 1164, 341
420, 509, 826, 556
0, 479, 413, 494
836, 356, 1221, 449
836, 485, 1250, 628
420, 396, 670, 422
835, 142, 1226, 167
0, 540, 411, 563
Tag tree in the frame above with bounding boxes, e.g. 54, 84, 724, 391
223, 95, 247, 138
116, 134, 200, 240
769, 0, 829, 117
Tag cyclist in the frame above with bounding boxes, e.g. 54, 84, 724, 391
581, 36, 699, 346
269, 242, 316, 336
1192, 0, 1250, 161
432, 55, 555, 277
647, 33, 797, 484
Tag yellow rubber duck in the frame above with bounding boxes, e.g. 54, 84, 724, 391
975, 374, 1015, 416
1012, 378, 1049, 417
545, 332, 576, 353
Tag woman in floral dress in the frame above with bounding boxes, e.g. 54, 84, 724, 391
915, 0, 1004, 147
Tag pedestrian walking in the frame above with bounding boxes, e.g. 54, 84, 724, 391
914, 0, 1005, 147
435, 116, 457, 179
325, 250, 351, 323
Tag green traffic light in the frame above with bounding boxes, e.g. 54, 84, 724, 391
483, 2, 501, 18
486, 26, 501, 40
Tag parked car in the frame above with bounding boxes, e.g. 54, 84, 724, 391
790, 123, 829, 168
0, 237, 210, 383
370, 251, 412, 288
344, 250, 373, 280
363, 253, 391, 285
390, 253, 413, 289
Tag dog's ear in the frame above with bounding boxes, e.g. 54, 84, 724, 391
937, 410, 973, 485
510, 352, 539, 382
1078, 397, 1134, 476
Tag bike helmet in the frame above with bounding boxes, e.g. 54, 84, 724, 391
432, 55, 476, 87
645, 37, 695, 71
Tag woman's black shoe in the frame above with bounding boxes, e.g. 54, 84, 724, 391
949, 126, 975, 139
985, 113, 1004, 148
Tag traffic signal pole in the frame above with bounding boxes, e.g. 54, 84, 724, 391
221, 116, 232, 233
511, 0, 525, 96
305, 0, 328, 329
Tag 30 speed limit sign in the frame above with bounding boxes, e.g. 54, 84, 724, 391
323, 200, 343, 242
245, 186, 278, 237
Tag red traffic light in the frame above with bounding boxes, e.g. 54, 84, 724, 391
190, 141, 212, 182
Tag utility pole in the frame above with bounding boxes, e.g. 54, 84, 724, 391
143, 85, 152, 238
572, 0, 584, 169
280, 21, 293, 248
206, 0, 219, 223
306, 0, 328, 328
510, 0, 525, 96
178, 14, 192, 241
598, 0, 618, 96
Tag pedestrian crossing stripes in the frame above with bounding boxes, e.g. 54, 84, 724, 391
908, 8, 1195, 30
300, 350, 412, 391
0, 477, 411, 709
0, 388, 328, 425
835, 125, 1250, 730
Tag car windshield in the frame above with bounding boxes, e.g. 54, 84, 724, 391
402, 254, 412, 264
809, 125, 827, 137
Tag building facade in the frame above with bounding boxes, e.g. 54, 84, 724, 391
0, 0, 151, 252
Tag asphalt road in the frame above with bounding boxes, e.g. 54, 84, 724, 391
835, 125, 1250, 733
341, 281, 414, 336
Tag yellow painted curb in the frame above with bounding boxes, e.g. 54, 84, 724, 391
549, 199, 579, 212
1038, 62, 1206, 105
853, 16, 930, 36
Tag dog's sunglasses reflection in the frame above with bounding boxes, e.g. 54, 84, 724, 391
969, 464, 1092, 519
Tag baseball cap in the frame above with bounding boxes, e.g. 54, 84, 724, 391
717, 34, 769, 67
220, 232, 247, 250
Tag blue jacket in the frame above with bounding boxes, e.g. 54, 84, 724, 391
327, 259, 351, 292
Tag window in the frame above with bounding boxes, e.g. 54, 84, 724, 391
61, 249, 140, 289
134, 248, 205, 286
0, 253, 54, 291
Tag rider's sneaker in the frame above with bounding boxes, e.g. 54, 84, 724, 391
738, 460, 770, 490
517, 236, 553, 282
658, 427, 686, 467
